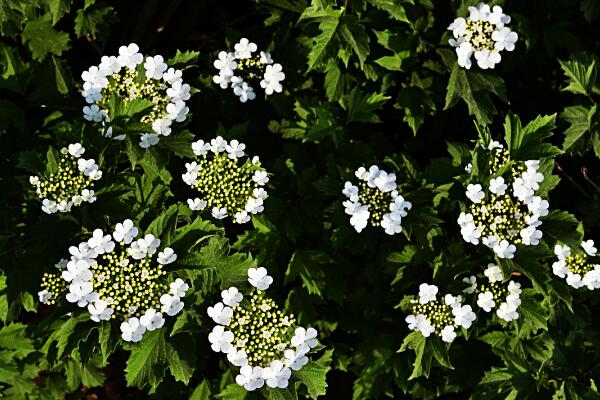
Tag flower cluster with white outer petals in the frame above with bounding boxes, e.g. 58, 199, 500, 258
405, 284, 476, 343
30, 143, 101, 214
81, 43, 190, 148
37, 219, 188, 343
183, 136, 268, 223
213, 38, 285, 102
466, 263, 522, 322
458, 143, 548, 259
447, 3, 518, 69
552, 240, 600, 289
343, 166, 412, 235
207, 267, 318, 391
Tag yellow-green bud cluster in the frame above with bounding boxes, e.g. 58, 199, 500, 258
477, 281, 509, 302
192, 154, 260, 215
564, 253, 595, 276
236, 55, 266, 86
97, 67, 169, 125
410, 299, 456, 334
357, 181, 392, 226
91, 248, 167, 319
228, 290, 295, 367
465, 20, 495, 51
32, 151, 94, 203
40, 272, 67, 305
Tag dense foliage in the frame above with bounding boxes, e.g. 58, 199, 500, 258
1, 0, 600, 398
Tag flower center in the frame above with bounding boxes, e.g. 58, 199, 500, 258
465, 20, 495, 51
40, 272, 67, 305
91, 249, 167, 318
410, 300, 456, 334
357, 181, 392, 226
235, 55, 265, 86
477, 282, 509, 301
228, 290, 295, 367
34, 152, 94, 202
191, 154, 259, 214
565, 254, 595, 276
97, 67, 170, 124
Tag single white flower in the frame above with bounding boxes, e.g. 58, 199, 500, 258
492, 27, 518, 51
260, 63, 285, 95
208, 325, 234, 353
113, 219, 139, 244
225, 139, 246, 159
284, 348, 308, 371
221, 287, 243, 307
484, 263, 503, 282
418, 283, 438, 304
493, 240, 516, 259
211, 207, 228, 219
248, 267, 273, 291
166, 81, 191, 102
489, 176, 507, 195
188, 198, 207, 211
462, 275, 477, 294
233, 81, 256, 102
582, 240, 597, 256
88, 229, 115, 254
144, 55, 168, 80
263, 360, 291, 389
170, 278, 189, 297
235, 365, 265, 391
452, 304, 476, 328
152, 118, 172, 136
140, 133, 160, 148
207, 302, 233, 325
160, 293, 184, 316
157, 247, 177, 264
441, 325, 456, 343
139, 308, 165, 331
477, 291, 496, 312
291, 327, 318, 352
68, 143, 85, 157
38, 290, 52, 304
253, 170, 269, 186
88, 299, 114, 322
466, 184, 485, 203
234, 38, 258, 59
117, 43, 144, 69
120, 317, 147, 342
192, 139, 210, 156
83, 104, 104, 122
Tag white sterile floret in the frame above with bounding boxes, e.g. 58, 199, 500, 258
493, 240, 516, 259
117, 43, 143, 69
157, 247, 177, 265
62, 259, 92, 282
234, 38, 258, 59
163, 67, 183, 84
466, 184, 484, 203
160, 293, 184, 316
555, 244, 571, 260
170, 278, 189, 297
227, 349, 249, 367
441, 325, 457, 343
462, 275, 477, 294
484, 263, 503, 282
233, 82, 256, 103
263, 360, 291, 389
139, 308, 165, 331
208, 302, 234, 325
235, 211, 251, 224
452, 304, 476, 328
144, 55, 168, 80
214, 51, 237, 75
489, 176, 507, 195
260, 64, 285, 95
248, 267, 273, 291
38, 290, 52, 304
140, 133, 160, 149
120, 317, 146, 343
520, 226, 543, 245
253, 170, 269, 185
496, 302, 519, 321
113, 219, 139, 244
209, 325, 234, 353
210, 136, 227, 153
477, 292, 496, 312
66, 281, 96, 306
192, 139, 210, 156
284, 348, 309, 371
245, 197, 264, 214
222, 287, 243, 307
68, 143, 85, 157
88, 229, 115, 254
418, 283, 438, 304
166, 100, 189, 122
166, 81, 191, 102
444, 294, 462, 308
235, 365, 264, 391
253, 188, 267, 200
342, 182, 359, 202
212, 207, 228, 219
83, 105, 104, 122
226, 140, 246, 159
88, 299, 113, 322
152, 119, 172, 136
582, 240, 597, 256
187, 198, 207, 211
291, 327, 318, 352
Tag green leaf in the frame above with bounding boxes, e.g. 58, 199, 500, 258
367, 0, 408, 22
52, 55, 69, 94
146, 204, 180, 242
399, 331, 431, 380
216, 383, 247, 400
74, 5, 117, 40
292, 360, 329, 399
167, 334, 196, 385
343, 87, 390, 123
504, 113, 561, 160
263, 386, 298, 400
543, 210, 583, 248
337, 16, 370, 68
125, 329, 167, 390
302, 7, 342, 70
323, 60, 345, 101
0, 323, 34, 359
561, 105, 599, 151
159, 131, 196, 158
190, 380, 212, 400
167, 49, 200, 69
559, 57, 598, 96
48, 0, 71, 25
444, 63, 507, 126
21, 15, 70, 61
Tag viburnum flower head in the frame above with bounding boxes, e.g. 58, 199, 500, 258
406, 284, 475, 343
342, 165, 412, 235
206, 267, 319, 391
552, 240, 600, 290
30, 143, 102, 214
458, 142, 548, 259
37, 219, 189, 343
183, 136, 269, 223
471, 263, 522, 322
447, 3, 517, 69
212, 38, 285, 102
81, 43, 191, 148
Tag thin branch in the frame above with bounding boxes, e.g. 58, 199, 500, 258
555, 161, 591, 199
581, 167, 600, 194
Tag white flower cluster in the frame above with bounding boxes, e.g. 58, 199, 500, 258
405, 284, 476, 343
553, 240, 600, 289
38, 219, 188, 343
465, 263, 522, 322
207, 267, 318, 391
213, 38, 285, 102
184, 136, 268, 223
458, 142, 548, 259
81, 43, 190, 148
30, 143, 101, 214
342, 166, 412, 235
448, 3, 518, 69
